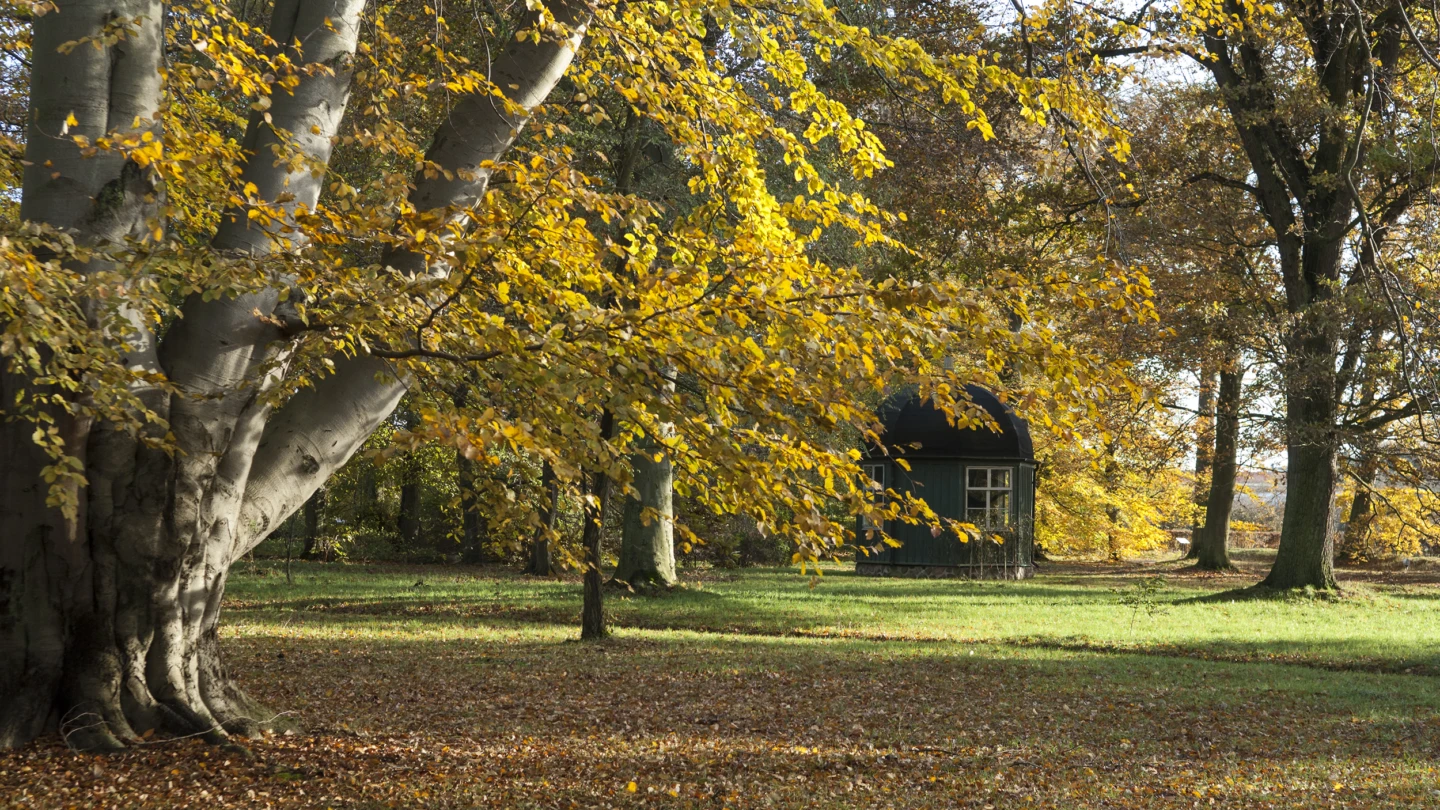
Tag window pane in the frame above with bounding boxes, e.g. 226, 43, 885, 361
992, 492, 1010, 517
990, 469, 1011, 489
967, 492, 988, 510
864, 465, 884, 490
968, 468, 988, 488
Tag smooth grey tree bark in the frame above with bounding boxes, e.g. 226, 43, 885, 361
612, 436, 678, 588
1, 0, 592, 750
2, 0, 168, 751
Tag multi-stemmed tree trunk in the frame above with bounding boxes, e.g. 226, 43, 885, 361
0, 0, 590, 750
612, 439, 678, 588
1194, 354, 1242, 571
0, 0, 167, 751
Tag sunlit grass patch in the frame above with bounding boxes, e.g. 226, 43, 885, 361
227, 559, 1440, 675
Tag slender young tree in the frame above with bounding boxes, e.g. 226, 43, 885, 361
580, 411, 615, 639
397, 473, 422, 553
1337, 439, 1381, 563
301, 490, 325, 560
456, 450, 489, 564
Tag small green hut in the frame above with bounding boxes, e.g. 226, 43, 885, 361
856, 386, 1037, 579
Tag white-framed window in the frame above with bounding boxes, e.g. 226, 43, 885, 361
966, 467, 1012, 529
861, 462, 887, 531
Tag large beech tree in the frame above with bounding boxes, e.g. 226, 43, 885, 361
1, 0, 590, 751
1, 0, 1143, 751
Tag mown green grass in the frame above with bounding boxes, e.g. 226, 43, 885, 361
227, 551, 1440, 676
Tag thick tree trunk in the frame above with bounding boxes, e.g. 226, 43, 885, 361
1265, 441, 1339, 589
612, 437, 677, 589
63, 0, 371, 753
1188, 363, 1218, 559
1198, 18, 1357, 591
581, 412, 615, 640
525, 462, 559, 575
0, 372, 91, 748
1195, 357, 1242, 571
2, 0, 171, 751
528, 536, 555, 576
1263, 310, 1342, 590
2, 0, 592, 751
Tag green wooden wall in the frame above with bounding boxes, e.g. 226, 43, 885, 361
867, 458, 1034, 570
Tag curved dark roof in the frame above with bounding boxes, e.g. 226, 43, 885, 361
870, 385, 1034, 461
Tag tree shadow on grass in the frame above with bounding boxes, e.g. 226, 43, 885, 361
1176, 575, 1360, 604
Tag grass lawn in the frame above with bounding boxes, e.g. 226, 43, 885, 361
6, 551, 1440, 808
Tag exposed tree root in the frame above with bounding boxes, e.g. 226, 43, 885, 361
53, 617, 298, 753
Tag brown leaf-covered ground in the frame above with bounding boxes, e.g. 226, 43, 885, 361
6, 555, 1440, 809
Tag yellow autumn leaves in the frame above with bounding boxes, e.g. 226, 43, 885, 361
1, 0, 1148, 554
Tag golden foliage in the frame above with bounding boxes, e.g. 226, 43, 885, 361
1, 0, 1149, 558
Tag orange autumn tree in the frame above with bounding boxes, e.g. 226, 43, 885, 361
0, 0, 1144, 750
